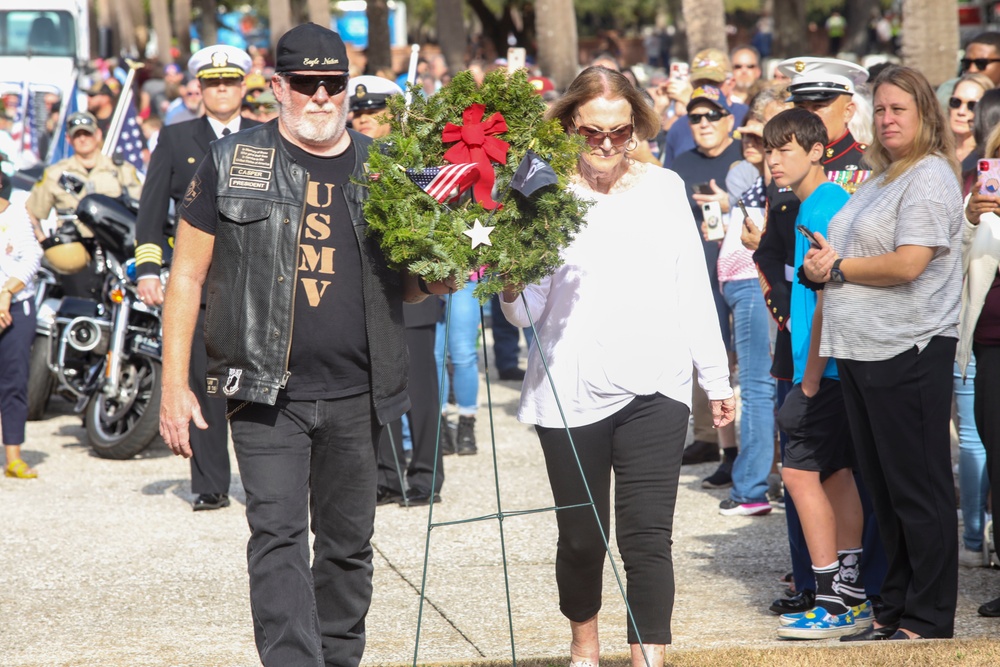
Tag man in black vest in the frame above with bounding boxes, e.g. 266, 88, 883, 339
135, 44, 258, 511
159, 24, 453, 667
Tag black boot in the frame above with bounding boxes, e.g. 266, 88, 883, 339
457, 415, 477, 456
439, 416, 456, 456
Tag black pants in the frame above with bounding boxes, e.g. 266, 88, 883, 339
838, 336, 958, 638
973, 342, 1000, 559
536, 394, 690, 645
0, 299, 35, 445
189, 308, 230, 494
230, 392, 382, 667
377, 324, 443, 494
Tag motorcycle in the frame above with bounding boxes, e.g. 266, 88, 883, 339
27, 193, 166, 460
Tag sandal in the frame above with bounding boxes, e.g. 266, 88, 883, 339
5, 459, 37, 479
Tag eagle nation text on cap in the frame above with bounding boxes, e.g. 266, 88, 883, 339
275, 23, 349, 74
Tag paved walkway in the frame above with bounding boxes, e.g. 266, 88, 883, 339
2, 375, 997, 666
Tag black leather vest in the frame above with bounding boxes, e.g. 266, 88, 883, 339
202, 122, 409, 424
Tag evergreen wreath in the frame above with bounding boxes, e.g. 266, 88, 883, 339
362, 68, 590, 301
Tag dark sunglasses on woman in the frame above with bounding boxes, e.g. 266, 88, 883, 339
282, 74, 349, 96
949, 97, 977, 111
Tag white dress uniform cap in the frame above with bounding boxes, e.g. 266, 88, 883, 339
188, 44, 253, 79
777, 57, 869, 102
348, 75, 403, 112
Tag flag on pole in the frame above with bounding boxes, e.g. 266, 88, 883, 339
48, 79, 81, 163
406, 163, 480, 204
510, 149, 558, 197
109, 99, 145, 174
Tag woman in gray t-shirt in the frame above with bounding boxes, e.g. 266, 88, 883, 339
802, 65, 963, 641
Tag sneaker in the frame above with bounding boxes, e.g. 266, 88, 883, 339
702, 460, 733, 488
960, 547, 988, 568
439, 417, 457, 456
851, 600, 875, 630
777, 607, 855, 639
719, 498, 772, 516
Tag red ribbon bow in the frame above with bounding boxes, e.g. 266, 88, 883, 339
441, 103, 509, 210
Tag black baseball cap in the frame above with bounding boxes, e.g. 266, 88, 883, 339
275, 23, 349, 74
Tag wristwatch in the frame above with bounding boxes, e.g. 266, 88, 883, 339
830, 258, 846, 284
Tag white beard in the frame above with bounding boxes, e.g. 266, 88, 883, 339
280, 96, 348, 145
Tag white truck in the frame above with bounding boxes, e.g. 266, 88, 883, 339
0, 0, 89, 167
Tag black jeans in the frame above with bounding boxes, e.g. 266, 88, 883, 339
536, 393, 690, 645
0, 298, 35, 445
838, 336, 958, 638
973, 342, 1000, 561
230, 392, 383, 667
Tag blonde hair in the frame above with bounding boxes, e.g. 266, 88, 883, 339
546, 66, 660, 142
865, 65, 959, 183
984, 122, 1000, 159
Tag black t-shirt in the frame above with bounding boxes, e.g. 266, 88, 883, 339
181, 136, 370, 400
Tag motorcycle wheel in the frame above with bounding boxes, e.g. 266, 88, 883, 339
27, 335, 55, 421
86, 356, 162, 460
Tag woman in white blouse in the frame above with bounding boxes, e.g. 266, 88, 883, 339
0, 174, 44, 478
500, 66, 735, 667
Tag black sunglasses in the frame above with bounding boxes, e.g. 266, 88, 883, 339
282, 74, 349, 97
688, 110, 729, 124
949, 96, 977, 111
962, 58, 1000, 71
575, 123, 634, 148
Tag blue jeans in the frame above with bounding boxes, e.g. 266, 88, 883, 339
956, 357, 988, 551
721, 278, 775, 503
435, 281, 481, 416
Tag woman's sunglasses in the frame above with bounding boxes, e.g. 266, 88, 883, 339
282, 74, 349, 97
575, 123, 634, 148
949, 97, 977, 112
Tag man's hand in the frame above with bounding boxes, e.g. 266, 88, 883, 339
740, 216, 762, 251
136, 276, 165, 306
159, 385, 208, 459
802, 231, 838, 283
666, 78, 693, 107
801, 378, 820, 398
711, 396, 736, 429
692, 179, 731, 214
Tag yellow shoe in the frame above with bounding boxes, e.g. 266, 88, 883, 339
5, 459, 37, 479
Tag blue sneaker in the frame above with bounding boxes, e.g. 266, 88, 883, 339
777, 606, 855, 639
851, 600, 874, 629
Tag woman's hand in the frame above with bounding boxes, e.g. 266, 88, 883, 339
692, 179, 731, 214
500, 283, 524, 303
966, 183, 1000, 226
0, 290, 11, 331
802, 231, 839, 283
740, 217, 762, 251
711, 396, 736, 429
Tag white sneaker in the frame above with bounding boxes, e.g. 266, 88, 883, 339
959, 547, 987, 568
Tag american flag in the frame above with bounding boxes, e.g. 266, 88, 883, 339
107, 97, 146, 174
406, 163, 479, 204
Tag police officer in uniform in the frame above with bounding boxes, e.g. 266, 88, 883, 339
347, 75, 402, 139
26, 111, 142, 297
751, 57, 886, 617
134, 44, 258, 511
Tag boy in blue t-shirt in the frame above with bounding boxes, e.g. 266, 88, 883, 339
763, 108, 869, 640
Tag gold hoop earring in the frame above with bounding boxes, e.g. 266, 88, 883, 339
625, 137, 638, 152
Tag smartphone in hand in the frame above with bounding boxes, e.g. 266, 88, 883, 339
796, 224, 820, 248
736, 198, 749, 219
979, 159, 1000, 195
703, 202, 725, 241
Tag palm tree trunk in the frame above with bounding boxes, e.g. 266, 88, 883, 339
680, 0, 726, 56
535, 0, 578, 91
366, 0, 392, 74
772, 0, 807, 59
174, 0, 192, 60
111, 0, 138, 57
307, 0, 331, 29
901, 0, 959, 87
269, 0, 293, 54
150, 0, 174, 64
436, 0, 467, 76
198, 0, 219, 48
